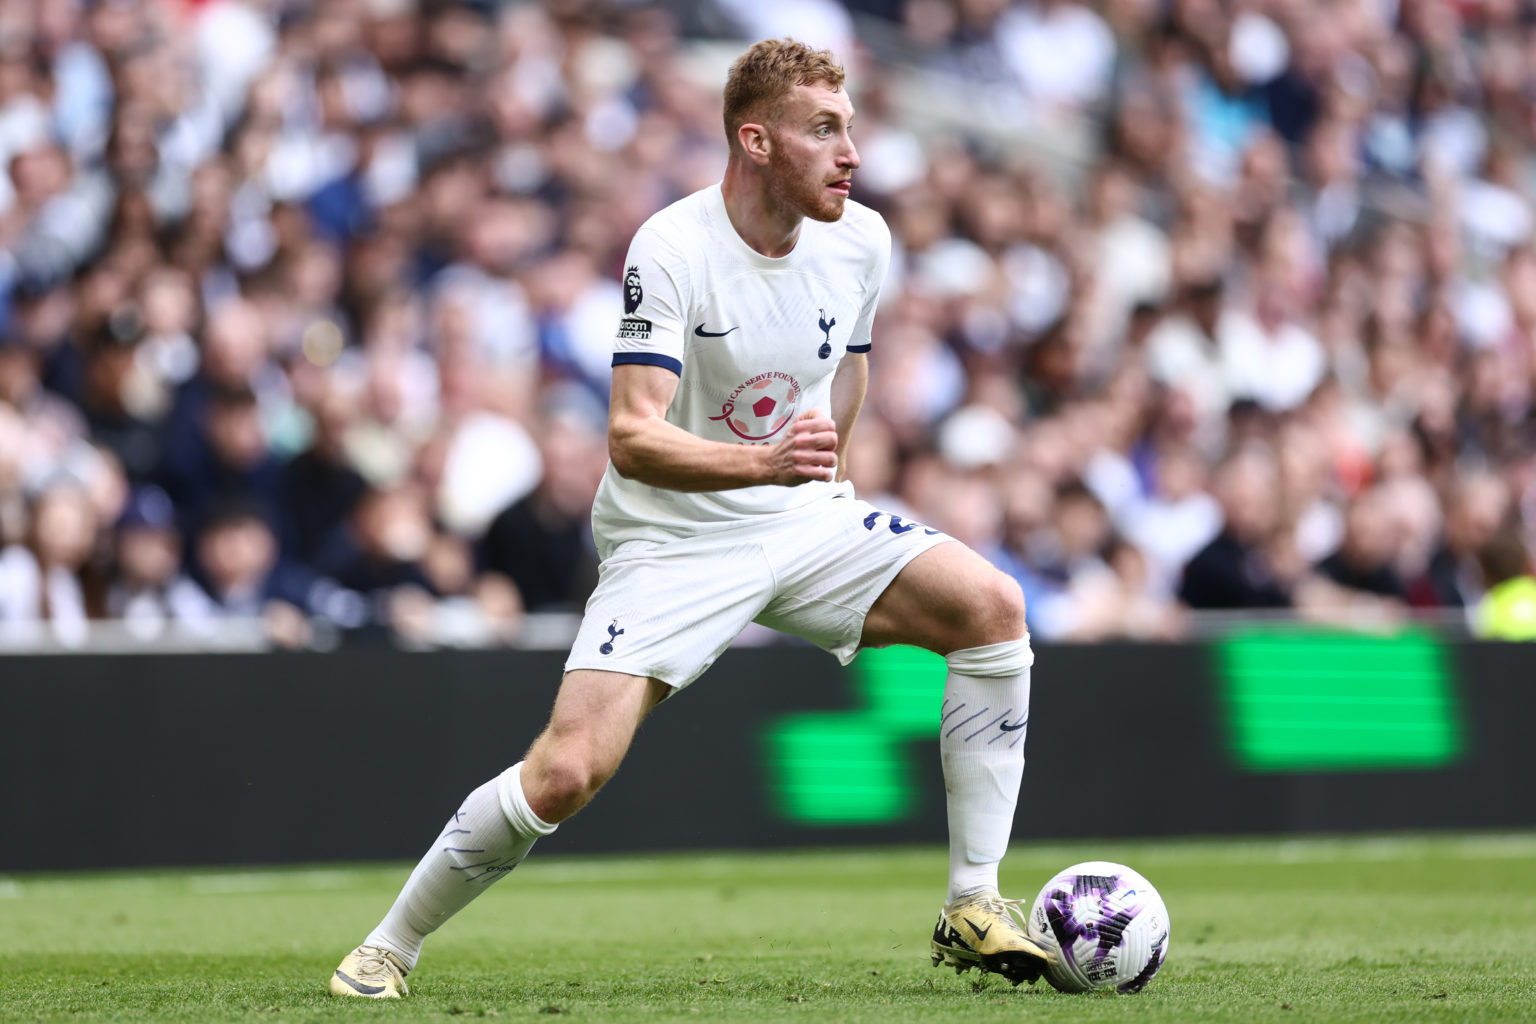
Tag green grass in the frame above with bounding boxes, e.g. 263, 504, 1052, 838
4, 835, 1535, 1023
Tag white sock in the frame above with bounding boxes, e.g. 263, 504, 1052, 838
364, 762, 555, 969
939, 637, 1033, 902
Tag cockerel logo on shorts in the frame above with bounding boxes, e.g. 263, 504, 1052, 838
600, 620, 625, 655
708, 372, 802, 441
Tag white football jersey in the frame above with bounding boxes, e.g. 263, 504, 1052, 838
591, 183, 891, 555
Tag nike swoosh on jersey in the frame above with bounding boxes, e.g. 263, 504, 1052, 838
693, 324, 739, 337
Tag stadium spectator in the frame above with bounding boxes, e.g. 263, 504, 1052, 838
0, 478, 102, 643
1119, 442, 1222, 597
1179, 447, 1293, 610
106, 484, 215, 633
193, 502, 358, 647
1220, 277, 1327, 416
0, 315, 88, 481
1065, 536, 1184, 641
135, 266, 201, 389
161, 383, 290, 548
1315, 486, 1411, 603
1473, 523, 1536, 640
1027, 478, 1116, 637
479, 400, 607, 613
423, 355, 541, 540
996, 0, 1117, 117
1378, 473, 1445, 603
0, 405, 26, 548
160, 297, 282, 469
73, 305, 166, 483
1142, 277, 1233, 450
1411, 470, 1511, 608
1276, 417, 1343, 565
284, 383, 369, 564
314, 484, 437, 609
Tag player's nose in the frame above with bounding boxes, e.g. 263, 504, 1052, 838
841, 140, 860, 170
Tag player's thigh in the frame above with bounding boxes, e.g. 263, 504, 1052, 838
531, 668, 670, 774
755, 497, 951, 663
859, 541, 1026, 654
522, 669, 668, 821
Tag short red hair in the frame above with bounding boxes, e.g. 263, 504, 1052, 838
722, 39, 846, 145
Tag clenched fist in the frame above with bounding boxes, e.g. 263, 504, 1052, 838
765, 409, 838, 486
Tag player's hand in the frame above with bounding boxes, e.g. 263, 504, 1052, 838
766, 409, 838, 486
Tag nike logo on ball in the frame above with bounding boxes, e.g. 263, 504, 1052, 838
694, 324, 739, 337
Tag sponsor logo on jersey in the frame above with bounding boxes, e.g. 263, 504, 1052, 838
708, 371, 802, 441
623, 266, 643, 314
618, 316, 652, 339
694, 323, 738, 337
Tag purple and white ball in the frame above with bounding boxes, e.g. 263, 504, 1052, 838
1026, 861, 1171, 993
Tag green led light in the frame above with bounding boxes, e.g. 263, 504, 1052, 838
1218, 627, 1464, 772
762, 646, 945, 826
764, 629, 1468, 825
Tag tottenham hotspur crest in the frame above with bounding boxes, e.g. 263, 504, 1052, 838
817, 308, 836, 359
623, 266, 643, 314
599, 619, 625, 655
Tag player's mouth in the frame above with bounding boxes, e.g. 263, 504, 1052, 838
827, 178, 852, 197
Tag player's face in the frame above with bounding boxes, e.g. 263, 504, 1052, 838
766, 83, 859, 223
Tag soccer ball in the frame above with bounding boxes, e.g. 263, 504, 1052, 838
1026, 861, 1170, 993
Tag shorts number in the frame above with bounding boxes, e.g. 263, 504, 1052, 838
863, 511, 940, 536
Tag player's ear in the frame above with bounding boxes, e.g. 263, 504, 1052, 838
737, 121, 772, 166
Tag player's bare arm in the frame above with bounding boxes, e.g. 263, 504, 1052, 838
608, 363, 837, 490
829, 351, 867, 483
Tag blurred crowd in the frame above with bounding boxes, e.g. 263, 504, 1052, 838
3, 0, 1536, 648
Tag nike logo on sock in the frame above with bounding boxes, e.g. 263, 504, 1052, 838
999, 718, 1027, 732
694, 324, 738, 337
965, 917, 992, 942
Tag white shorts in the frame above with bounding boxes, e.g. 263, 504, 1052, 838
564, 493, 953, 689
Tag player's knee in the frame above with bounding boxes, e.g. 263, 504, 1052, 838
556, 752, 615, 801
529, 768, 591, 823
528, 746, 617, 820
970, 571, 1026, 645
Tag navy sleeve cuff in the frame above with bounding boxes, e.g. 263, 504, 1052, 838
846, 343, 872, 353
613, 352, 683, 375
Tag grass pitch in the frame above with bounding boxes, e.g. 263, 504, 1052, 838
3, 834, 1534, 1023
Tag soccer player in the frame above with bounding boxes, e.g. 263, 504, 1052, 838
330, 39, 1048, 998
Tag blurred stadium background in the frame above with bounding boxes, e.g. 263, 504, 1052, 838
3, 0, 1536, 876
